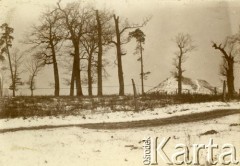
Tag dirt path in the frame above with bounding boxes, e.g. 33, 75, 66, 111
82, 109, 240, 129
0, 109, 239, 133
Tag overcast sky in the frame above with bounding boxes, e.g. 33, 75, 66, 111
0, 0, 240, 95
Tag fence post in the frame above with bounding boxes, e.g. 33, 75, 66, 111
222, 81, 226, 102
214, 87, 217, 95
131, 79, 138, 111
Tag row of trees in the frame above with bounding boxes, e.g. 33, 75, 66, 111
0, 1, 150, 97
0, 1, 239, 97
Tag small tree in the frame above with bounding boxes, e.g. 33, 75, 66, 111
129, 28, 150, 95
26, 55, 44, 96
9, 49, 24, 96
172, 33, 196, 95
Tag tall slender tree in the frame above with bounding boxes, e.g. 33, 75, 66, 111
129, 28, 150, 95
96, 10, 103, 96
111, 15, 149, 96
95, 10, 113, 96
0, 23, 15, 96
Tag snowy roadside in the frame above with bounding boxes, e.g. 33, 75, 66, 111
0, 101, 239, 130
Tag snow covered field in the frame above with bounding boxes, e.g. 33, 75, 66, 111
0, 101, 239, 130
0, 101, 239, 166
0, 113, 239, 166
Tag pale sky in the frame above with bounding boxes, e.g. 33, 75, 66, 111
0, 0, 240, 95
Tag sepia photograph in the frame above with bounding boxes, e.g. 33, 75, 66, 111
0, 0, 240, 165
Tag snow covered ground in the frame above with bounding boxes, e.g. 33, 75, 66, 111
0, 101, 239, 166
0, 113, 239, 166
0, 101, 239, 130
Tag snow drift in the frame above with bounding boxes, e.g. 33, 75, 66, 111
147, 77, 218, 94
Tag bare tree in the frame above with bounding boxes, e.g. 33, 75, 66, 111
93, 10, 113, 96
57, 1, 91, 96
26, 9, 63, 96
25, 55, 44, 96
111, 15, 150, 96
80, 14, 98, 96
212, 35, 239, 97
81, 10, 113, 96
9, 49, 24, 96
172, 33, 196, 95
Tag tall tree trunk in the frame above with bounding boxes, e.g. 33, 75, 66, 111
30, 75, 34, 97
227, 58, 235, 96
69, 40, 83, 97
88, 53, 93, 96
0, 76, 3, 97
12, 70, 16, 97
5, 40, 14, 97
50, 43, 60, 96
53, 61, 60, 96
0, 77, 2, 97
12, 88, 15, 97
212, 43, 236, 98
96, 10, 103, 96
222, 80, 226, 101
74, 44, 83, 96
178, 55, 182, 95
70, 59, 75, 96
140, 42, 144, 95
178, 74, 182, 95
114, 15, 124, 96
